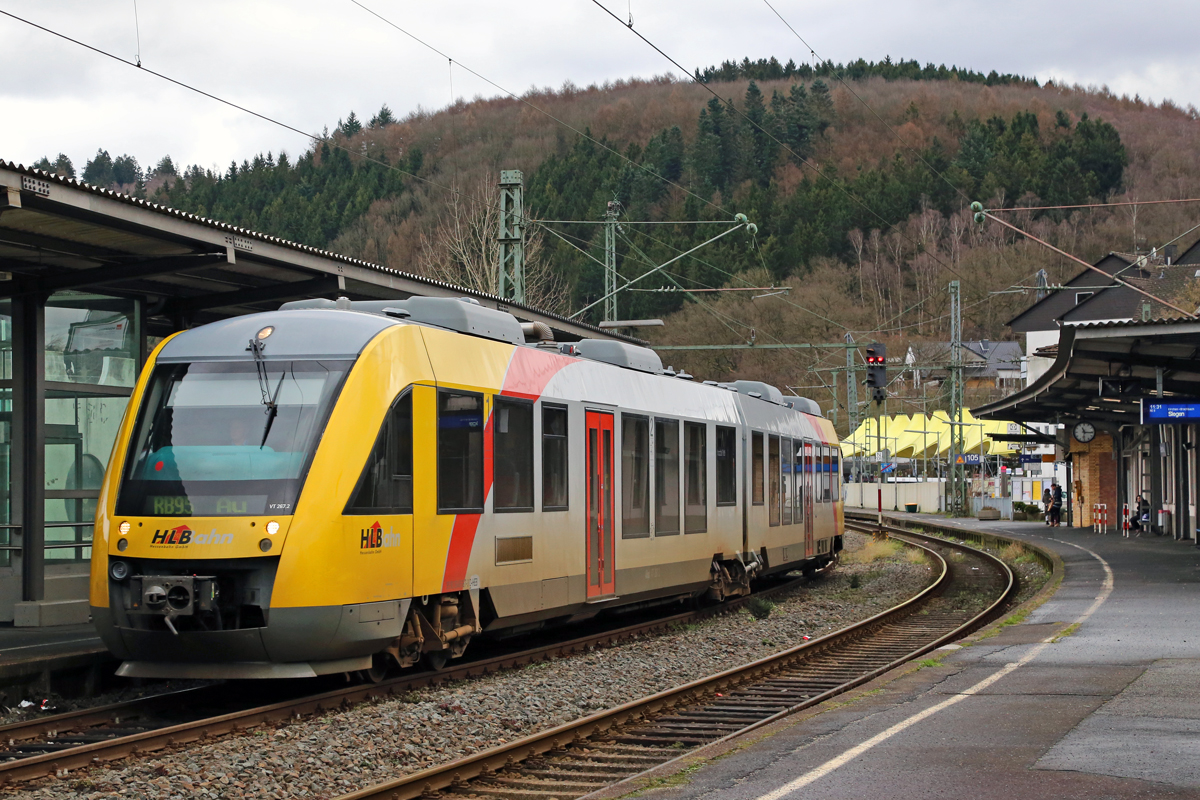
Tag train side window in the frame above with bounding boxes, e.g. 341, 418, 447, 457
752, 432, 764, 505
542, 404, 568, 510
835, 451, 843, 501
655, 418, 680, 535
793, 440, 803, 520
684, 422, 707, 533
822, 446, 832, 502
768, 435, 781, 526
621, 414, 650, 538
782, 437, 792, 525
494, 397, 534, 512
438, 390, 484, 513
715, 426, 737, 506
345, 390, 413, 514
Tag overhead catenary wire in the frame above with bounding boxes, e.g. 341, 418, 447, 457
982, 211, 1196, 318
0, 5, 664, 304
987, 198, 1200, 213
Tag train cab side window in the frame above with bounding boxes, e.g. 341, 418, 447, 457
684, 422, 707, 533
438, 391, 485, 513
542, 404, 569, 510
752, 432, 764, 505
655, 418, 680, 535
782, 437, 793, 525
346, 391, 413, 514
494, 398, 534, 512
622, 415, 650, 538
768, 435, 781, 526
715, 426, 737, 506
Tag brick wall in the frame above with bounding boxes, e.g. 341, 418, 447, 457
1070, 433, 1117, 529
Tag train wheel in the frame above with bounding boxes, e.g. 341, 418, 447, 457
424, 650, 448, 672
362, 653, 389, 684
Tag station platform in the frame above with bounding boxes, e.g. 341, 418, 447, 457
597, 512, 1200, 799
0, 622, 112, 704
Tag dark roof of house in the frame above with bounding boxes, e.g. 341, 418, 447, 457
1006, 253, 1130, 333
907, 340, 1022, 378
1060, 261, 1198, 324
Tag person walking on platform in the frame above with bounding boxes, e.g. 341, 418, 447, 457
1050, 482, 1063, 527
1042, 486, 1053, 526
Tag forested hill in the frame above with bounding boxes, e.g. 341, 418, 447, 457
31, 57, 1200, 397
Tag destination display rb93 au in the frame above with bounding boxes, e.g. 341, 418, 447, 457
147, 495, 269, 516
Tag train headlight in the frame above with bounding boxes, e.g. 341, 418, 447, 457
257, 325, 275, 340
259, 538, 273, 552
265, 520, 280, 535
118, 521, 131, 535
109, 560, 130, 581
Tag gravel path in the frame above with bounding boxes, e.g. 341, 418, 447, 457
14, 532, 931, 800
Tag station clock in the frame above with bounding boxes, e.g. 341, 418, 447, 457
1072, 422, 1096, 444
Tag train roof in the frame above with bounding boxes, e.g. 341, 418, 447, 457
158, 297, 826, 419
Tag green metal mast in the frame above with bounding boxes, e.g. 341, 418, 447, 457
497, 170, 525, 303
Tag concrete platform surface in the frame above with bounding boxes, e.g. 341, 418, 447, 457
601, 515, 1200, 800
0, 622, 103, 667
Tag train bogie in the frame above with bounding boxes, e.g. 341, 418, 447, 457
91, 299, 843, 679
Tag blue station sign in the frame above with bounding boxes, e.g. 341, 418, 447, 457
1141, 398, 1200, 424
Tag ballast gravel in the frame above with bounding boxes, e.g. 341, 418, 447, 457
14, 532, 931, 800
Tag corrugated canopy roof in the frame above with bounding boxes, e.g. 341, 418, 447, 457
0, 159, 632, 343
973, 317, 1200, 424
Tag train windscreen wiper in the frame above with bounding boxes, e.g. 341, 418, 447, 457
248, 338, 285, 448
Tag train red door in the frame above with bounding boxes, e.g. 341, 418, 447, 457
586, 411, 616, 598
803, 441, 815, 557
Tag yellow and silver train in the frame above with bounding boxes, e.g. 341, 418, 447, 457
91, 298, 844, 679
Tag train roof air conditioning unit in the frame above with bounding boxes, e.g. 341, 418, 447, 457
572, 339, 664, 375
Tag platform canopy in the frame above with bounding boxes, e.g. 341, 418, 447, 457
0, 160, 628, 342
973, 317, 1200, 424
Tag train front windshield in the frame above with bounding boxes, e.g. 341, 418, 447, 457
116, 359, 351, 517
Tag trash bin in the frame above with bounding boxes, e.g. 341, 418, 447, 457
905, 503, 919, 513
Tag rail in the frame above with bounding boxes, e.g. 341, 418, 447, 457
0, 572, 812, 784
334, 528, 1014, 800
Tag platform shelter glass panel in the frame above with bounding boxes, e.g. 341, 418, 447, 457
45, 293, 136, 387
44, 392, 130, 562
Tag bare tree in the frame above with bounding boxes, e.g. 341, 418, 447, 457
415, 178, 568, 314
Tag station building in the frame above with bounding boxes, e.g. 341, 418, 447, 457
0, 160, 622, 626
975, 317, 1200, 539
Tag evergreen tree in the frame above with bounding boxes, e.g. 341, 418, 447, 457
341, 111, 363, 137
154, 155, 178, 176
369, 104, 396, 128
112, 154, 141, 186
82, 149, 115, 187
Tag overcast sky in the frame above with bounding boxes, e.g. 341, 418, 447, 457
2, 0, 1198, 174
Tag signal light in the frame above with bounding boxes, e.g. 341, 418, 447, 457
864, 343, 887, 403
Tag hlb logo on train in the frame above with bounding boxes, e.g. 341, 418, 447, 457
151, 525, 193, 545
360, 522, 401, 552
150, 526, 234, 546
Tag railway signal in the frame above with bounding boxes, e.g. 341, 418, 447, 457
864, 343, 887, 404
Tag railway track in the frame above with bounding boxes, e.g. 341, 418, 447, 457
0, 572, 813, 785
335, 522, 1016, 800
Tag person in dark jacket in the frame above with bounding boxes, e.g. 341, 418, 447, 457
1050, 482, 1063, 527
1042, 486, 1053, 526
